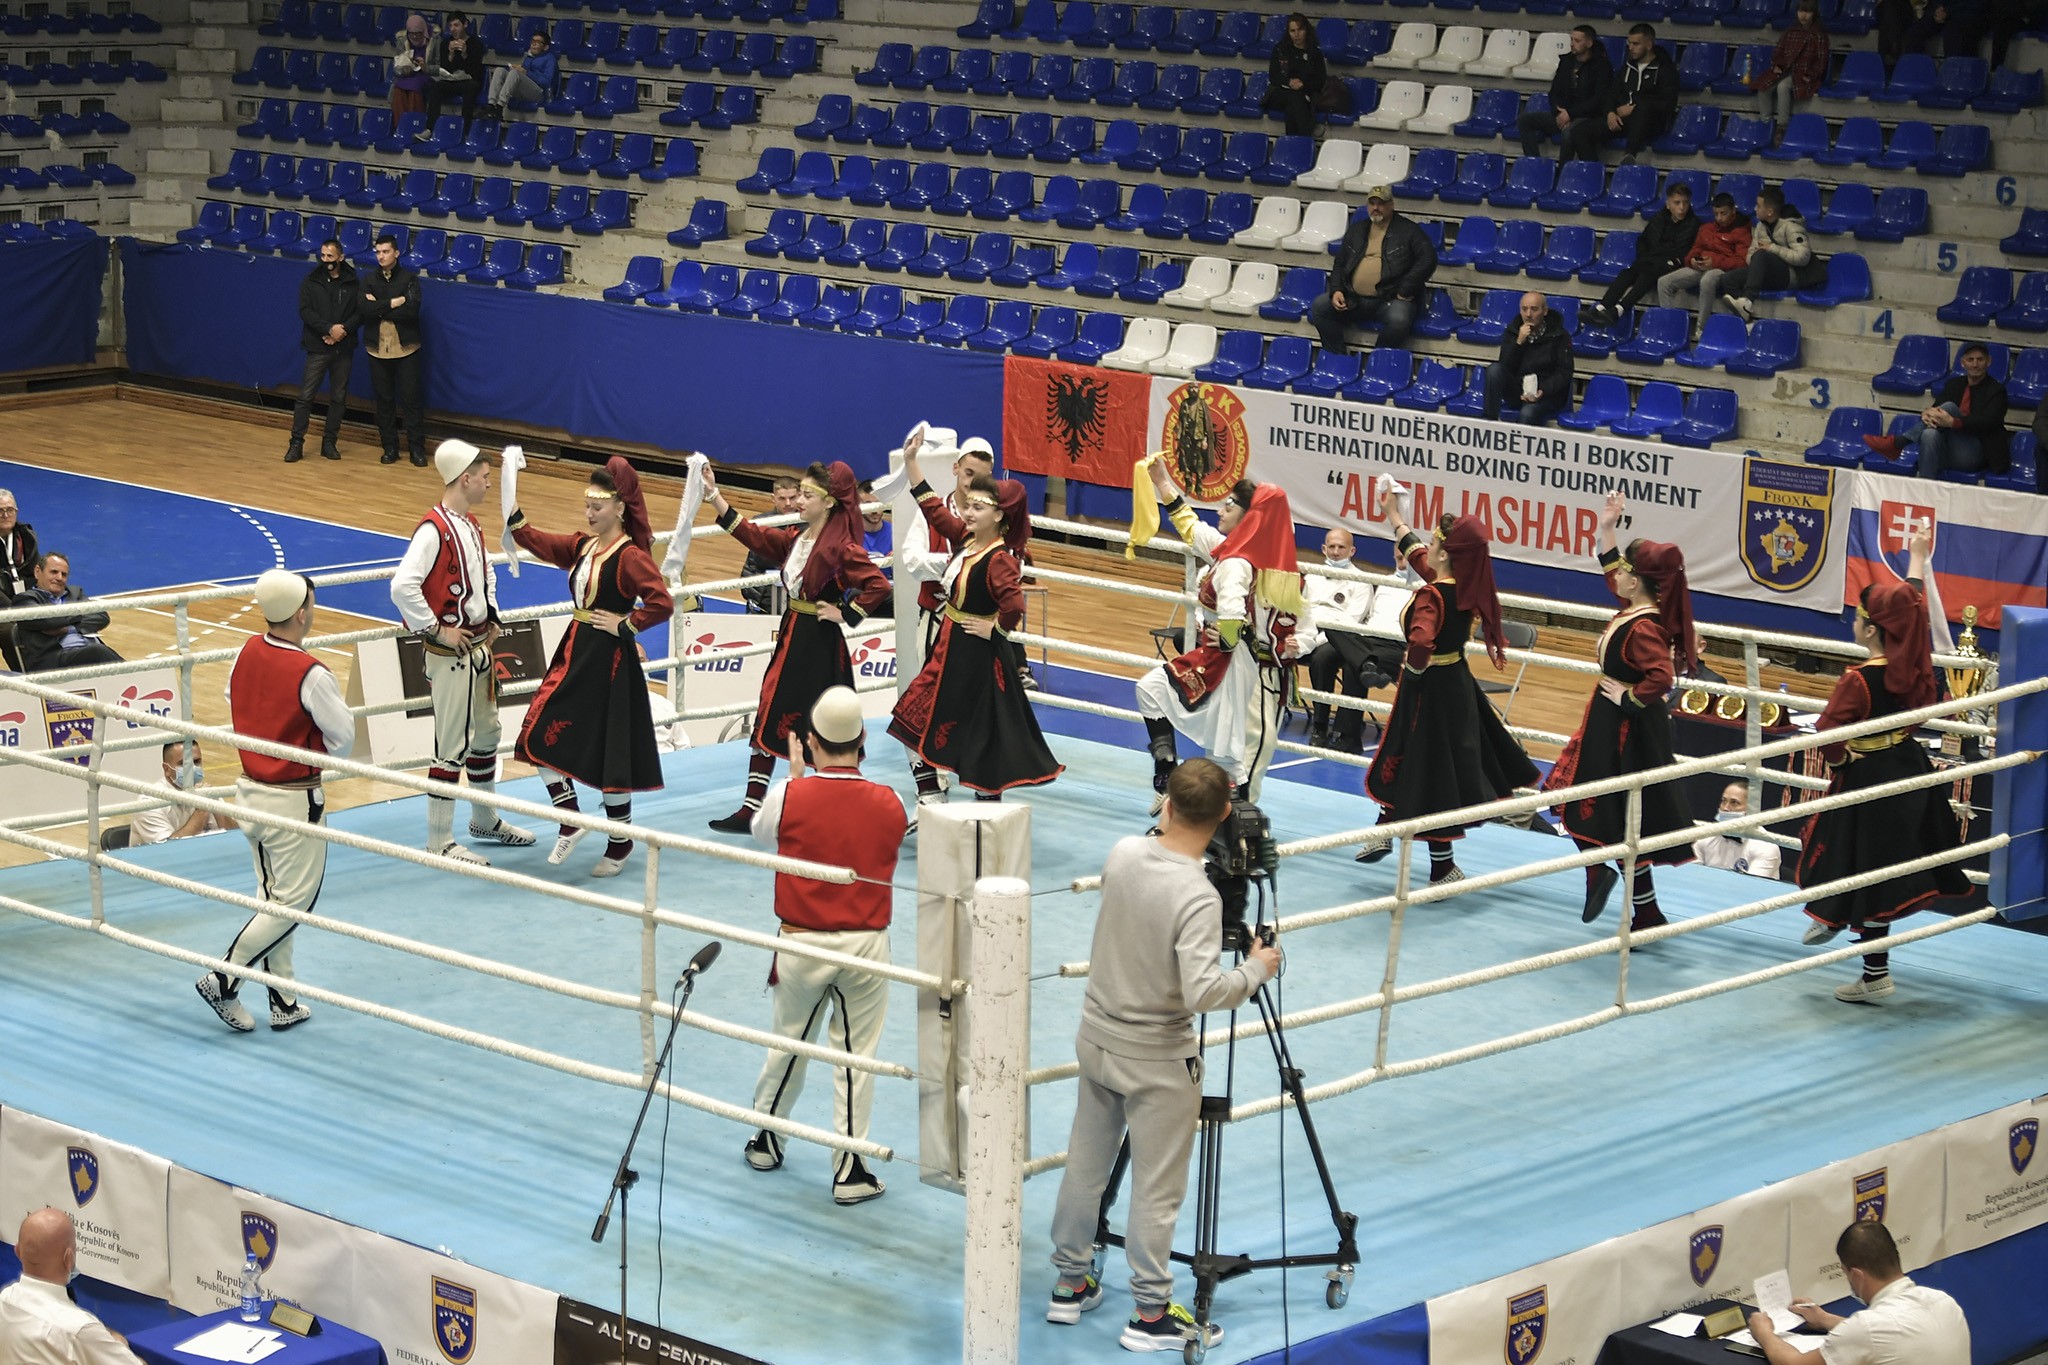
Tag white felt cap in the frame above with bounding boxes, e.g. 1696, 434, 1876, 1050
810, 686, 865, 745
254, 569, 309, 623
435, 438, 483, 484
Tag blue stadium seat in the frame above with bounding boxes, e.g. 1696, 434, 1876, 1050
1149, 185, 1209, 236
992, 243, 1056, 284
718, 268, 782, 318
1060, 56, 1117, 102
1393, 359, 1467, 411
1059, 311, 1125, 363
1393, 147, 1457, 200
1343, 347, 1416, 402
248, 209, 302, 254
934, 165, 993, 215
1454, 288, 1521, 344
796, 93, 850, 139
1986, 432, 2038, 494
969, 299, 1034, 351
1535, 159, 1605, 214
1937, 267, 2014, 327
1784, 252, 1870, 307
1211, 130, 1268, 182
736, 146, 795, 192
1703, 113, 1769, 159
398, 227, 447, 271
1662, 388, 1739, 447
1853, 186, 1928, 242
530, 185, 590, 231
1073, 243, 1142, 296
1182, 66, 1242, 116
1657, 104, 1722, 156
1260, 266, 1324, 321
451, 176, 508, 222
1291, 351, 1361, 398
2003, 209, 2048, 257
856, 42, 911, 85
1867, 120, 1936, 170
994, 110, 1052, 158
950, 231, 1014, 283
1476, 218, 1544, 273
1589, 164, 1660, 217
758, 275, 823, 325
1803, 407, 1881, 465
1920, 124, 1989, 177
1012, 304, 1080, 356
1995, 275, 2048, 333
1871, 335, 1949, 394
1872, 52, 1936, 103
1974, 67, 2043, 115
1121, 258, 1185, 303
428, 233, 486, 280
208, 149, 262, 191
1556, 374, 1631, 431
1455, 87, 1520, 138
1241, 336, 1311, 390
1808, 182, 1874, 235
281, 213, 336, 258
596, 132, 655, 179
1489, 157, 1558, 211
798, 283, 861, 330
786, 215, 847, 262
1192, 329, 1263, 381
1161, 126, 1222, 176
1723, 318, 1801, 376
1675, 39, 1726, 91
1920, 55, 1987, 109
1615, 307, 1690, 363
853, 159, 914, 206
1439, 152, 1507, 205
1608, 381, 1685, 438
843, 282, 904, 332
873, 101, 934, 149
745, 208, 806, 256
1818, 49, 1885, 99
1526, 224, 1595, 280
1580, 229, 1637, 284
504, 244, 563, 290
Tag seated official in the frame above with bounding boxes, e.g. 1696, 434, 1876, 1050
859, 478, 892, 579
1483, 292, 1574, 427
0, 488, 36, 670
1690, 780, 1781, 878
0, 1207, 145, 1365
1293, 529, 1381, 754
15, 553, 122, 673
131, 741, 239, 846
1747, 1220, 1968, 1365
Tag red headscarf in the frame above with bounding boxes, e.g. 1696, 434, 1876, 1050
1864, 580, 1936, 708
996, 479, 1032, 558
603, 456, 652, 555
797, 459, 866, 592
1629, 540, 1697, 674
1440, 516, 1507, 669
1213, 483, 1307, 616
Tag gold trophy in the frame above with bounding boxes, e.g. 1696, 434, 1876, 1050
1942, 605, 1991, 759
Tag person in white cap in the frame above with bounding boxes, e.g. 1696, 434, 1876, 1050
741, 686, 907, 1206
389, 439, 534, 865
196, 569, 354, 1033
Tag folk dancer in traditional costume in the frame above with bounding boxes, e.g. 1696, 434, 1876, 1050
195, 569, 353, 1034
1797, 524, 1968, 1004
389, 439, 536, 867
1358, 487, 1538, 885
1134, 460, 1305, 810
703, 460, 892, 833
1544, 495, 1697, 928
888, 442, 1062, 800
507, 458, 673, 877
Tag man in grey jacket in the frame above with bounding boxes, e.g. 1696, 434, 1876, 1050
1046, 758, 1282, 1354
1716, 186, 1824, 322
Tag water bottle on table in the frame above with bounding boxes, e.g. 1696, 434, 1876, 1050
238, 1252, 264, 1323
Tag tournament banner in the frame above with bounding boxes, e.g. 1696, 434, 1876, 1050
339, 1222, 556, 1365
554, 1296, 770, 1365
350, 618, 567, 766
0, 1107, 172, 1298
0, 666, 180, 824
1427, 1236, 1626, 1365
1140, 380, 1851, 613
1604, 1183, 1791, 1327
1000, 355, 1151, 486
165, 1166, 359, 1322
1785, 1130, 1947, 1296
670, 611, 898, 748
1844, 470, 2048, 628
1942, 1100, 2048, 1256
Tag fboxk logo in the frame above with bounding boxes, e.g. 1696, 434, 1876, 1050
850, 636, 896, 681
118, 686, 175, 730
685, 632, 750, 674
0, 710, 23, 747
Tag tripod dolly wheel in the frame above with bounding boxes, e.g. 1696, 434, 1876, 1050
1183, 1335, 1207, 1365
1326, 1265, 1354, 1309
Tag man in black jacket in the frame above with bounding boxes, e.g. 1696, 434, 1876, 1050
425, 11, 487, 136
1517, 26, 1611, 162
1586, 181, 1698, 326
360, 233, 428, 468
1483, 292, 1574, 427
15, 553, 122, 673
1310, 185, 1437, 353
1865, 342, 2011, 481
0, 489, 36, 670
286, 239, 360, 464
1575, 24, 1677, 164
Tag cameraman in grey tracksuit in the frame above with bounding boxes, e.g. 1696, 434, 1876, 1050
1046, 758, 1282, 1353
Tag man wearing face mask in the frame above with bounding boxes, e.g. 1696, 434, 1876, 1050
1689, 779, 1780, 878
1747, 1220, 1968, 1365
130, 740, 239, 846
285, 239, 360, 464
0, 1208, 144, 1365
1292, 528, 1381, 755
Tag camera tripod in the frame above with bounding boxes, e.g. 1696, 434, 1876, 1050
1091, 899, 1360, 1364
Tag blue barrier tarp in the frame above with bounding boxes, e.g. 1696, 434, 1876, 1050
0, 236, 106, 372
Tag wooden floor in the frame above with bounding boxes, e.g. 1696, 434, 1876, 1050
0, 388, 1842, 869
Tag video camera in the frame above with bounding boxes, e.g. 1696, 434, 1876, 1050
1204, 801, 1278, 955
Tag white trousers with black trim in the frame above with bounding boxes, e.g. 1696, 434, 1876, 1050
221, 779, 327, 1006
750, 926, 891, 1170
426, 644, 501, 825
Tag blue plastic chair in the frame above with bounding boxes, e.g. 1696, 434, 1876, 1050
1343, 348, 1416, 402
1292, 351, 1363, 399
1724, 319, 1802, 376
1537, 160, 1607, 214
1525, 225, 1595, 280
1760, 112, 1829, 163
1778, 253, 1870, 308
1867, 120, 1936, 171
603, 255, 666, 302
1476, 219, 1544, 274
1920, 125, 1990, 177
1662, 388, 1739, 447
1656, 104, 1722, 156
736, 147, 795, 192
1937, 268, 2014, 327
1439, 152, 1508, 206
2002, 209, 2048, 257
1242, 336, 1313, 391
1393, 359, 1467, 411
1995, 276, 2048, 333
1012, 305, 1079, 357
1556, 374, 1632, 431
1064, 312, 1133, 363
1489, 157, 1558, 211
1609, 381, 1685, 438
1819, 49, 1885, 99
1589, 163, 1660, 217
1814, 116, 1882, 167
842, 283, 904, 333
1260, 267, 1325, 322
1676, 314, 1749, 369
1455, 88, 1520, 138
1803, 407, 1882, 465
1809, 182, 1874, 235
1392, 147, 1456, 200
1194, 329, 1265, 382
1581, 229, 1638, 284
759, 275, 824, 325
1853, 187, 1928, 243
1871, 335, 1949, 395
1872, 52, 1936, 103
1615, 307, 1690, 363
1439, 217, 1500, 269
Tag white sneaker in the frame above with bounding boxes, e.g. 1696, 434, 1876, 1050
1726, 295, 1756, 323
433, 841, 492, 868
1834, 975, 1895, 1005
269, 1000, 312, 1031
196, 974, 254, 1033
470, 820, 537, 848
1047, 1276, 1103, 1324
916, 791, 947, 807
590, 851, 631, 878
1802, 920, 1842, 946
549, 829, 586, 866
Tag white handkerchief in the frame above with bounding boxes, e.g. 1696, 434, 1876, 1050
867, 421, 926, 506
499, 444, 526, 577
662, 452, 710, 584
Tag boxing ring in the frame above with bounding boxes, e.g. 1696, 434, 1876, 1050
1, 503, 2046, 1365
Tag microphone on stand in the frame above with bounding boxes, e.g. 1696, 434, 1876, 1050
677, 940, 720, 987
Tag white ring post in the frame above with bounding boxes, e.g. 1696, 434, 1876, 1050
964, 874, 1031, 1365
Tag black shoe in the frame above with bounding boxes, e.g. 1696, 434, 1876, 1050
708, 809, 754, 834
1307, 724, 1330, 750
1583, 865, 1620, 923
409, 451, 429, 468
380, 451, 400, 465
320, 442, 341, 461
283, 440, 304, 463
1630, 904, 1668, 932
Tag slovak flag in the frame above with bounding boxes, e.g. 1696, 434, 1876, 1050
1845, 474, 2048, 633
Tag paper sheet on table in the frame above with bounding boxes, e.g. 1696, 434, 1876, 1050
1754, 1269, 1803, 1333
1727, 1328, 1760, 1348
173, 1323, 287, 1363
1649, 1311, 1704, 1337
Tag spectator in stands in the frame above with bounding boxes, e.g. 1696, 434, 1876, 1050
1864, 341, 2010, 481
858, 479, 892, 577
1747, 1221, 1968, 1365
742, 475, 802, 614
1890, 0, 1989, 62
1597, 24, 1678, 165
1691, 780, 1781, 878
360, 233, 427, 468
1717, 186, 1824, 322
1586, 182, 1698, 328
484, 30, 556, 121
1518, 25, 1612, 163
0, 1207, 144, 1365
1986, 0, 2048, 68
1311, 185, 1437, 354
286, 239, 359, 465
1483, 291, 1575, 427
390, 13, 434, 120
15, 553, 122, 674
1295, 529, 1382, 754
425, 11, 485, 137
1656, 191, 1752, 333
132, 740, 239, 846
0, 489, 36, 671
1262, 14, 1334, 138
1749, 0, 1829, 147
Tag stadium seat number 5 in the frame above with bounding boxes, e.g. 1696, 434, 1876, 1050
1938, 242, 1958, 272
1810, 378, 1831, 409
